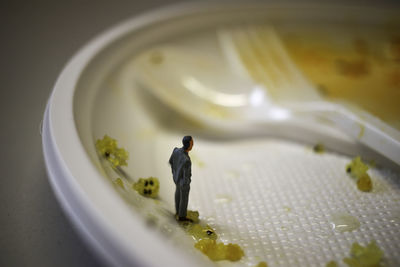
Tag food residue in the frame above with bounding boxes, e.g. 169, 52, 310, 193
176, 210, 200, 224
283, 206, 292, 212
356, 173, 373, 192
149, 51, 164, 65
346, 156, 372, 192
343, 241, 383, 267
326, 261, 338, 267
194, 239, 244, 262
313, 143, 325, 153
176, 210, 243, 262
96, 135, 129, 168
255, 261, 268, 267
185, 224, 218, 241
133, 177, 160, 198
113, 178, 125, 189
283, 33, 400, 131
335, 59, 369, 77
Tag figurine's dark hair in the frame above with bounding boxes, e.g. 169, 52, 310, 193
182, 136, 193, 150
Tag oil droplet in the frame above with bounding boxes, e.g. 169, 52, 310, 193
214, 194, 232, 204
330, 213, 360, 233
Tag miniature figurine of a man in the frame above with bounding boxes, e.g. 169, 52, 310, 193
169, 136, 193, 222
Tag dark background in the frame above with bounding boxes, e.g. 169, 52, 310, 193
0, 1, 398, 266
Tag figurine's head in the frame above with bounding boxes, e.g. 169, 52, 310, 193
183, 136, 193, 152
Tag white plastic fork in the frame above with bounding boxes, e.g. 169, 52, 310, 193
131, 26, 400, 166
217, 25, 400, 165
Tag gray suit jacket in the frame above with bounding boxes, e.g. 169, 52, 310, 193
169, 147, 191, 186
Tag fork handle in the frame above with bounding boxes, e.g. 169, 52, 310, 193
288, 102, 400, 166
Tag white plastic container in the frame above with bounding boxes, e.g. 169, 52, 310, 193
42, 3, 400, 267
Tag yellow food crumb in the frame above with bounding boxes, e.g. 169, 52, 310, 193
186, 210, 200, 223
96, 135, 129, 168
194, 239, 244, 262
343, 241, 383, 267
326, 260, 338, 267
177, 210, 217, 241
255, 261, 268, 267
346, 156, 373, 192
313, 143, 325, 153
346, 156, 369, 178
186, 224, 218, 241
176, 210, 200, 224
283, 206, 292, 212
133, 177, 160, 198
357, 173, 372, 192
114, 178, 124, 188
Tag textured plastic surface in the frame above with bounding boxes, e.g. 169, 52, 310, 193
97, 49, 400, 266
188, 139, 400, 266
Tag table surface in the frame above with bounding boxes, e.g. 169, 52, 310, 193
1, 1, 398, 266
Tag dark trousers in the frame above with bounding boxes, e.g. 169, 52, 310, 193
175, 184, 190, 218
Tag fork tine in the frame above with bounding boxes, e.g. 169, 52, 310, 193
248, 25, 291, 89
258, 26, 312, 89
219, 25, 319, 101
230, 26, 277, 91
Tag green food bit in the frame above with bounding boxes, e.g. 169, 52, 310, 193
186, 210, 200, 223
176, 210, 200, 226
343, 241, 383, 267
357, 173, 372, 192
186, 224, 218, 241
346, 156, 373, 192
114, 178, 124, 188
194, 239, 244, 262
255, 261, 268, 267
177, 210, 217, 242
326, 260, 338, 267
313, 143, 325, 153
283, 206, 292, 212
133, 177, 160, 198
96, 135, 129, 168
346, 156, 369, 179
